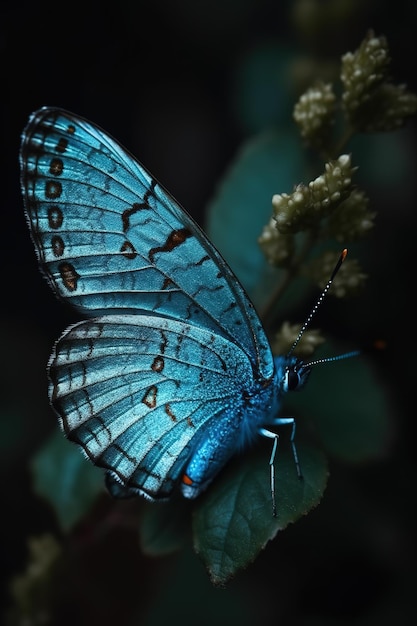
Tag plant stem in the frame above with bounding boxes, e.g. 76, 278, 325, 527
260, 230, 316, 328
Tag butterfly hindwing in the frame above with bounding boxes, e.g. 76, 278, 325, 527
49, 314, 255, 499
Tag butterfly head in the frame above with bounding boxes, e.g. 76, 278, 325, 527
282, 357, 312, 392
277, 348, 360, 395
273, 354, 312, 396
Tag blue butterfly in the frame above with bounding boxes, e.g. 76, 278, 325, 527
20, 107, 350, 514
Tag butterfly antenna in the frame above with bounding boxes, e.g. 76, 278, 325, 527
303, 350, 360, 370
287, 248, 348, 358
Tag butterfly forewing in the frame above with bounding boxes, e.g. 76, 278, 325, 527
21, 107, 273, 379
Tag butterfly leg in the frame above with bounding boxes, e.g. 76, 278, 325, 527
259, 417, 303, 517
258, 428, 279, 516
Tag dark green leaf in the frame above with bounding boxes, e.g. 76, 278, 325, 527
205, 130, 305, 309
192, 443, 328, 584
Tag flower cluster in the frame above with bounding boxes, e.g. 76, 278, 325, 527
9, 534, 61, 623
341, 32, 417, 131
272, 322, 325, 358
304, 250, 367, 297
272, 154, 356, 235
258, 218, 294, 267
259, 31, 416, 299
293, 31, 417, 142
293, 82, 336, 149
326, 189, 376, 242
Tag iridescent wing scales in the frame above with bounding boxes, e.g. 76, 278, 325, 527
20, 107, 275, 499
21, 108, 273, 379
50, 314, 253, 499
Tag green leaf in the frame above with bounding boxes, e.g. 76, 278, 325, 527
192, 443, 328, 584
287, 344, 392, 463
31, 429, 104, 532
205, 129, 306, 309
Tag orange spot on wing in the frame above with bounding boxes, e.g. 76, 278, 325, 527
182, 474, 193, 486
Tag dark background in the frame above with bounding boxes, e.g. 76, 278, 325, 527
1, 1, 416, 624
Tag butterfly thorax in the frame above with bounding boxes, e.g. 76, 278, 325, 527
223, 355, 295, 445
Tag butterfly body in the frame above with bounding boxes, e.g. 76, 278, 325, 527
21, 107, 309, 503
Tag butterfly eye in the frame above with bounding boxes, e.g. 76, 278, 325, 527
284, 368, 301, 391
